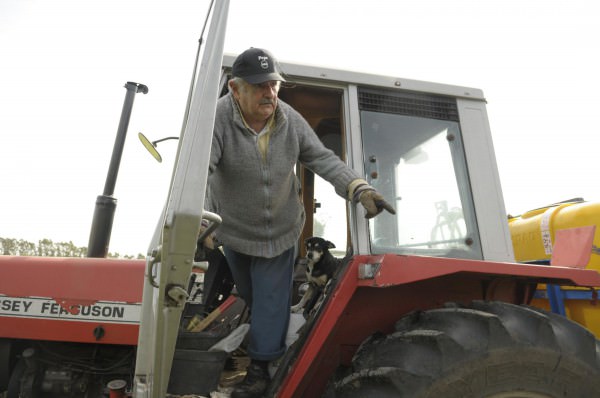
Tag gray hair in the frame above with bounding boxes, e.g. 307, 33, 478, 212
228, 77, 247, 93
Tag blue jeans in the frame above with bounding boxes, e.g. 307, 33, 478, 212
223, 246, 295, 361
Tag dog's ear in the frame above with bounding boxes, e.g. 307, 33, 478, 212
326, 240, 336, 249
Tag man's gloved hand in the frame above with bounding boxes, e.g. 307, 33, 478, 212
353, 184, 396, 219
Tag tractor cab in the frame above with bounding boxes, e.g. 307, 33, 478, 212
220, 55, 510, 263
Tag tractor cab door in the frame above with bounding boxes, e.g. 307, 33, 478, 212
133, 2, 229, 396
277, 85, 349, 257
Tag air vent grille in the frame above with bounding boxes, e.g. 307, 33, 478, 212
359, 89, 459, 122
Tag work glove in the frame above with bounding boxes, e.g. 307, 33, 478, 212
353, 184, 396, 219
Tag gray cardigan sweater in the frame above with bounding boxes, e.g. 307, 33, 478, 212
208, 93, 361, 258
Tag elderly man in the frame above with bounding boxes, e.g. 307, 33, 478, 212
207, 47, 393, 398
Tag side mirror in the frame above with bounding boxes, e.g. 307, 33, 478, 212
138, 133, 178, 163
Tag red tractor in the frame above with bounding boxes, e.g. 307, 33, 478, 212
2, 1, 600, 397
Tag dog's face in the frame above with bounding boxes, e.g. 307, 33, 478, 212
305, 237, 335, 266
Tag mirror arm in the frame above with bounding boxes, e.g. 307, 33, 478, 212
152, 136, 179, 146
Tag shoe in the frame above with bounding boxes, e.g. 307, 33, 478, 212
231, 362, 270, 398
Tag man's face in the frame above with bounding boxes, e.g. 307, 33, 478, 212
232, 80, 280, 126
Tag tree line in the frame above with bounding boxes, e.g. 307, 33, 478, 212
0, 237, 144, 259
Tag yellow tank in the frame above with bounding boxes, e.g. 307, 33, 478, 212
508, 199, 600, 337
509, 199, 600, 271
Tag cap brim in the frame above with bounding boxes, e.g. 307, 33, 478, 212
241, 72, 286, 84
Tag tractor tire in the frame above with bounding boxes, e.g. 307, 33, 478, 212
334, 300, 600, 397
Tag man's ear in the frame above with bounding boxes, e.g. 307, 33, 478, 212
229, 80, 239, 99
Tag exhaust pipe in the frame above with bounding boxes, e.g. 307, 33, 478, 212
87, 82, 148, 258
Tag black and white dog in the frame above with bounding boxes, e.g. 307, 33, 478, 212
291, 237, 341, 314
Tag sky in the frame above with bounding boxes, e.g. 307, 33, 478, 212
1, 0, 598, 256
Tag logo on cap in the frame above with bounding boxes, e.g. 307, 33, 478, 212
258, 56, 269, 70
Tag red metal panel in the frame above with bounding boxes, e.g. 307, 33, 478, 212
357, 254, 600, 288
0, 256, 145, 302
278, 258, 359, 398
0, 256, 145, 345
